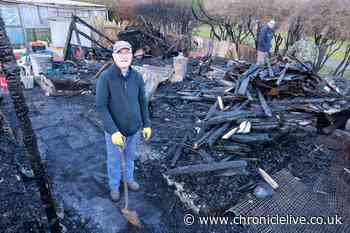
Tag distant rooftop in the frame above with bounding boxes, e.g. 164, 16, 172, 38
0, 0, 105, 8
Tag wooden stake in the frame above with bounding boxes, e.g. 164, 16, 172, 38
258, 168, 279, 189
217, 96, 224, 110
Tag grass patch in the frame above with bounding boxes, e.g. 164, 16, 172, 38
192, 24, 212, 38
192, 25, 348, 62
319, 65, 350, 79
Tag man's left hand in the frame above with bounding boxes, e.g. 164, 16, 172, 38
143, 127, 152, 141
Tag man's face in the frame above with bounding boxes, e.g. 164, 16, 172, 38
113, 48, 133, 69
267, 22, 275, 30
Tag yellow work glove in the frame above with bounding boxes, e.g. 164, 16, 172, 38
111, 131, 125, 148
143, 127, 152, 141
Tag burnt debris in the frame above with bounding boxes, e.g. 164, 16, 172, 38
148, 56, 350, 214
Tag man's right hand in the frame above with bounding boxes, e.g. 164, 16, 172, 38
111, 131, 125, 148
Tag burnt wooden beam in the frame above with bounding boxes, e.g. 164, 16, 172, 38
73, 23, 84, 59
216, 143, 252, 153
75, 28, 112, 51
237, 76, 252, 96
204, 101, 219, 120
165, 160, 248, 176
195, 101, 219, 145
235, 64, 259, 96
267, 59, 274, 78
170, 132, 190, 167
204, 112, 254, 126
229, 133, 273, 144
198, 149, 215, 163
251, 122, 280, 131
207, 122, 230, 147
257, 88, 273, 117
63, 18, 75, 60
269, 96, 350, 105
74, 15, 114, 44
193, 126, 218, 149
0, 17, 61, 232
277, 63, 289, 86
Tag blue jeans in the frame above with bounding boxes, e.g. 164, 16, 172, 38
105, 131, 140, 191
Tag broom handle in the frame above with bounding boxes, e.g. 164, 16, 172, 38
119, 145, 128, 209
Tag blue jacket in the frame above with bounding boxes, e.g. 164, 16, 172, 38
95, 64, 151, 136
257, 26, 273, 53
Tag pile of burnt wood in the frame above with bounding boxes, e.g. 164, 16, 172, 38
158, 57, 350, 214
167, 58, 350, 157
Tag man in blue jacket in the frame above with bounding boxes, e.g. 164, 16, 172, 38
257, 20, 275, 65
96, 41, 152, 202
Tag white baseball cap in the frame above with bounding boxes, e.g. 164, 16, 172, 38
113, 41, 132, 53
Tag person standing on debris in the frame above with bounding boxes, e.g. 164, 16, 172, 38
257, 20, 275, 65
96, 41, 152, 202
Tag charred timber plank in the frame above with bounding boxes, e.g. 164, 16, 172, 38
207, 122, 230, 147
75, 28, 112, 51
195, 101, 219, 143
237, 117, 280, 124
217, 96, 224, 110
0, 17, 61, 232
193, 126, 218, 149
246, 89, 254, 101
277, 63, 289, 86
74, 15, 114, 44
202, 94, 245, 102
251, 123, 279, 131
216, 144, 252, 153
165, 160, 248, 176
217, 79, 235, 87
63, 18, 75, 60
235, 64, 259, 96
138, 28, 169, 48
204, 101, 219, 121
198, 149, 215, 163
179, 96, 203, 101
73, 23, 84, 59
168, 94, 246, 103
49, 89, 86, 97
267, 59, 274, 78
170, 132, 190, 168
237, 76, 252, 96
257, 88, 273, 117
268, 96, 350, 105
204, 112, 254, 126
229, 133, 273, 144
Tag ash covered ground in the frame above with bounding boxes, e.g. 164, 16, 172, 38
1, 59, 349, 233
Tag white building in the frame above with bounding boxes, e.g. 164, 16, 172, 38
0, 0, 108, 46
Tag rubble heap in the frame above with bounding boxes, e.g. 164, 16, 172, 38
147, 57, 350, 214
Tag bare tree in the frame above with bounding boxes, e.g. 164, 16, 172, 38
283, 16, 304, 55
297, 0, 350, 73
333, 43, 350, 77
132, 0, 197, 36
